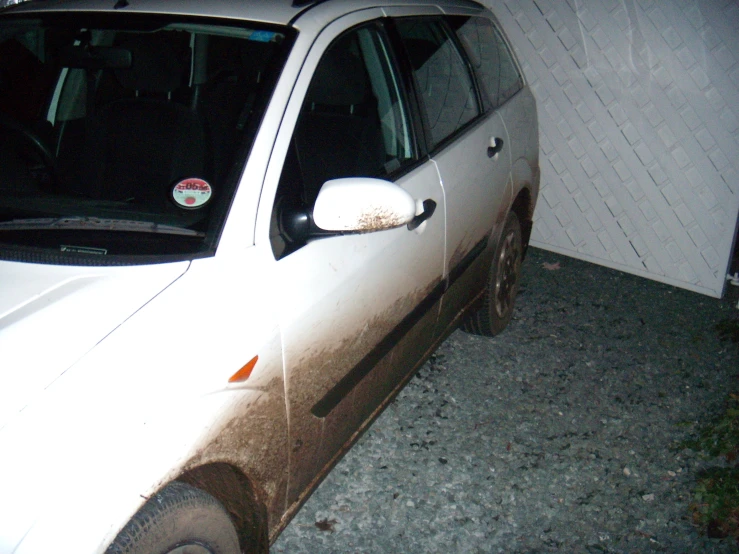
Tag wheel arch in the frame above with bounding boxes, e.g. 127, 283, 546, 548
510, 186, 534, 256
510, 154, 539, 257
177, 462, 269, 554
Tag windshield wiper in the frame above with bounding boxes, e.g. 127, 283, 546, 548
0, 217, 204, 236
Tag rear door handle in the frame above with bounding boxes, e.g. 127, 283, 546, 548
487, 137, 504, 158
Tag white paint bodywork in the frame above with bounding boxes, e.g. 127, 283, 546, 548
0, 260, 188, 430
0, 260, 191, 551
1, 249, 287, 553
0, 1, 538, 552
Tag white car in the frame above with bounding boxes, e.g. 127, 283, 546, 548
0, 0, 539, 552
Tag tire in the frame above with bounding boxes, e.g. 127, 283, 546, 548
105, 481, 240, 554
463, 211, 523, 337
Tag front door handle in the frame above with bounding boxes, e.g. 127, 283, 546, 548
407, 199, 436, 231
487, 137, 504, 158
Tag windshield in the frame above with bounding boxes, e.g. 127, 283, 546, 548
0, 12, 291, 264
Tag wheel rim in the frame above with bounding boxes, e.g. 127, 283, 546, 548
493, 229, 521, 318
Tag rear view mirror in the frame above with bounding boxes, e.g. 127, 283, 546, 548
58, 45, 132, 70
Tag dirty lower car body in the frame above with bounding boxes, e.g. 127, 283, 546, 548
0, 0, 539, 552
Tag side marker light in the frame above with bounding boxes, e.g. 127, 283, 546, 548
229, 356, 258, 383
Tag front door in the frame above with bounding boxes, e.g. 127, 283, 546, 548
264, 19, 446, 505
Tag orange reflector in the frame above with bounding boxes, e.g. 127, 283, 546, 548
228, 356, 258, 383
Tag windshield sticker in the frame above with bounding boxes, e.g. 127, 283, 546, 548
172, 178, 212, 209
248, 30, 277, 43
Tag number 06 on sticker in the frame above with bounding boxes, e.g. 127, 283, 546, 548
171, 178, 212, 209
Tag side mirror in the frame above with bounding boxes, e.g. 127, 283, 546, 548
313, 178, 417, 232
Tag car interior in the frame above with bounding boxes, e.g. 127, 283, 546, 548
0, 20, 285, 232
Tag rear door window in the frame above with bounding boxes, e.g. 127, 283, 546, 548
394, 18, 479, 150
451, 16, 523, 110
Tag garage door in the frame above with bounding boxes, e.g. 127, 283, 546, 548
487, 0, 739, 297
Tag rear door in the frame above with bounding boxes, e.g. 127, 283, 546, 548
392, 15, 513, 329
454, 13, 535, 194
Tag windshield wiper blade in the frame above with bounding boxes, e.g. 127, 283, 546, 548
0, 217, 204, 236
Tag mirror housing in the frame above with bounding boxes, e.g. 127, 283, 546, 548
313, 178, 417, 232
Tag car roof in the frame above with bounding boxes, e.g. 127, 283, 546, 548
1, 0, 486, 27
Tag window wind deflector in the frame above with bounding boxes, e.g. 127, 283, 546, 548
0, 0, 34, 10
0, 217, 204, 236
292, 0, 329, 8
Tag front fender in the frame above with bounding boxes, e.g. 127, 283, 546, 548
2, 250, 287, 554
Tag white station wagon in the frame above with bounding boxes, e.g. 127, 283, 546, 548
0, 0, 539, 552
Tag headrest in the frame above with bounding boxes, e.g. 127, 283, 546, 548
306, 46, 368, 107
114, 33, 185, 93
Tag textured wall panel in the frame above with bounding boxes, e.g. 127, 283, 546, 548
485, 0, 739, 297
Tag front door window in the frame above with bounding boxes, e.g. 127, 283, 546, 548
271, 23, 414, 258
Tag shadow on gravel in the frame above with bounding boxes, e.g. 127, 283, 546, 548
274, 247, 739, 554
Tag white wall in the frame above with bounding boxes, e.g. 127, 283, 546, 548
487, 0, 739, 297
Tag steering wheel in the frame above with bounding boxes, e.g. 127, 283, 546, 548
0, 112, 58, 186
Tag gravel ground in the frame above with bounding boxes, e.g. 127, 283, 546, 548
273, 247, 739, 554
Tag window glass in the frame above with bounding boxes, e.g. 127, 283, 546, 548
453, 16, 522, 109
357, 28, 413, 174
496, 27, 523, 104
395, 18, 479, 148
271, 24, 413, 258
0, 14, 290, 262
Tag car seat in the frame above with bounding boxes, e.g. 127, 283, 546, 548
82, 33, 208, 208
293, 38, 385, 206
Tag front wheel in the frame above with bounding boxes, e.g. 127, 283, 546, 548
105, 481, 240, 554
463, 211, 523, 337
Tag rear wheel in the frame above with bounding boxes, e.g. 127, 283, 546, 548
463, 211, 523, 337
105, 481, 240, 554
